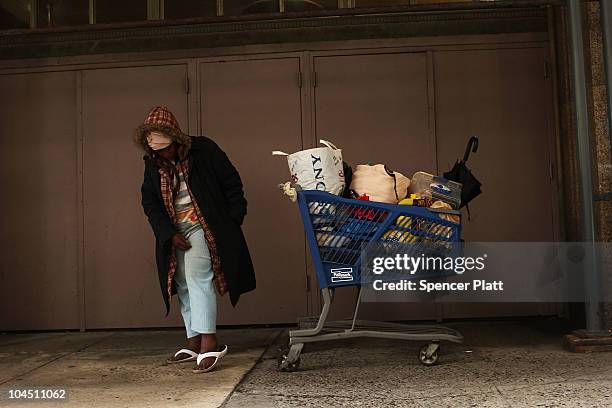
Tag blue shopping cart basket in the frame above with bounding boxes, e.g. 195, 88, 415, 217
296, 190, 462, 289
278, 187, 464, 371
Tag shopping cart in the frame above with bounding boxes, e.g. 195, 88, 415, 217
277, 185, 464, 371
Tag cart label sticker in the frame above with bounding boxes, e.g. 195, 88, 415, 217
330, 267, 354, 282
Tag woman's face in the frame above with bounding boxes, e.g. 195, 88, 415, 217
155, 142, 178, 161
146, 130, 178, 161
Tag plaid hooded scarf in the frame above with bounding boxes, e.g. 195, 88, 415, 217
136, 106, 227, 299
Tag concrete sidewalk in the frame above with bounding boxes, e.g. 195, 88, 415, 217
227, 320, 612, 407
0, 328, 279, 407
1, 321, 611, 407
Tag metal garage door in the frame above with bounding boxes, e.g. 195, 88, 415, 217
82, 64, 189, 329
434, 47, 559, 318
310, 46, 559, 321
311, 51, 440, 321
199, 57, 308, 324
0, 71, 80, 330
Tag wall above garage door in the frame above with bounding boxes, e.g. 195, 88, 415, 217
0, 4, 549, 62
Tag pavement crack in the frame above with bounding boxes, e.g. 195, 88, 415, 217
0, 332, 116, 386
220, 329, 286, 408
74, 332, 117, 353
0, 352, 70, 386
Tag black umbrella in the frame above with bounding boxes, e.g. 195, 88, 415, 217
443, 136, 482, 209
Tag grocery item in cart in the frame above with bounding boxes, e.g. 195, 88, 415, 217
430, 200, 460, 224
399, 194, 433, 208
273, 140, 344, 195
408, 171, 462, 209
307, 201, 337, 216
316, 227, 351, 247
349, 193, 381, 221
382, 229, 418, 244
349, 164, 410, 204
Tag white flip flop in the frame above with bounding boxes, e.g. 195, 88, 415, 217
167, 348, 198, 364
193, 345, 228, 373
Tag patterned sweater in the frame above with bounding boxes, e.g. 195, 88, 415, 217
172, 161, 201, 238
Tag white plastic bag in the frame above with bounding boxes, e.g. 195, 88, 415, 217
273, 140, 344, 195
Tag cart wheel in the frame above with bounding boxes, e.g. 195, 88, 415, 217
418, 343, 440, 367
277, 346, 302, 372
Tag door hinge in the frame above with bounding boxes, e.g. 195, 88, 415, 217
184, 77, 191, 94
297, 71, 303, 88
544, 60, 550, 79
306, 274, 311, 292
312, 71, 317, 88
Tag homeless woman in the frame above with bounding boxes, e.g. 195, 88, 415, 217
135, 106, 256, 373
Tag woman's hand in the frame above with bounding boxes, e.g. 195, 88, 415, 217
172, 233, 191, 250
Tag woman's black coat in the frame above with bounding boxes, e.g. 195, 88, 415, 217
140, 136, 256, 314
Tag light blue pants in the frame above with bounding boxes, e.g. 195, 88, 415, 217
175, 227, 217, 337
